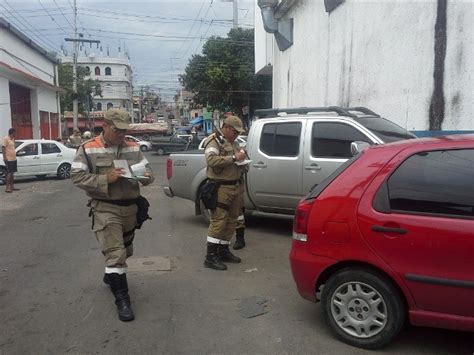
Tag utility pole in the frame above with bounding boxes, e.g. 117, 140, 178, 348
233, 0, 238, 28
64, 0, 99, 130
72, 0, 78, 130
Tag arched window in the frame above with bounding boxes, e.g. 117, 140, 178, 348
105, 67, 112, 76
96, 102, 102, 111
85, 66, 90, 74
94, 66, 100, 75
107, 102, 113, 110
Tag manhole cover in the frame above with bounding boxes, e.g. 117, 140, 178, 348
127, 256, 171, 272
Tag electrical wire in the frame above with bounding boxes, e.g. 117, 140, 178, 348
68, 0, 93, 39
1, 2, 61, 52
176, 0, 207, 59
187, 1, 215, 58
78, 5, 232, 25
38, 0, 69, 35
53, 0, 75, 31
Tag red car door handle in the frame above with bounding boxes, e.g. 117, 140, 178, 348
371, 225, 407, 234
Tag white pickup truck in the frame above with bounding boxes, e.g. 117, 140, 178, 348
163, 107, 415, 220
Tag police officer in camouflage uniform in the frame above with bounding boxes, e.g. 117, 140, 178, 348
203, 116, 247, 270
70, 109, 154, 321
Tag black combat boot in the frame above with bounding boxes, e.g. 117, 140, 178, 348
103, 273, 110, 286
204, 243, 227, 270
233, 227, 246, 250
217, 244, 241, 263
108, 273, 135, 322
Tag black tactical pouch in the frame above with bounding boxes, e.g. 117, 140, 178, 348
136, 195, 152, 229
200, 181, 219, 210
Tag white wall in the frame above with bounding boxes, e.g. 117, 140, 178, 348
0, 28, 56, 85
254, 0, 274, 75
0, 26, 59, 139
38, 89, 58, 113
0, 76, 12, 136
261, 0, 473, 130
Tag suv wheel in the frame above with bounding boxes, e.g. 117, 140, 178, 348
321, 268, 405, 349
140, 145, 147, 152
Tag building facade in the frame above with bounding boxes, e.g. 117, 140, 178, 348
255, 0, 473, 133
61, 53, 133, 114
0, 18, 61, 139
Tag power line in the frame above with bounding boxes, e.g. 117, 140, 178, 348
78, 5, 232, 25
68, 0, 96, 39
75, 10, 241, 28
176, 1, 207, 59
38, 0, 69, 35
1, 2, 60, 52
53, 0, 75, 31
187, 1, 215, 58
81, 28, 255, 44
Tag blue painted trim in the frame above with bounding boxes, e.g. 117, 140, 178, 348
411, 130, 474, 137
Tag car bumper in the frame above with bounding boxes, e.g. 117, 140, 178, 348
289, 240, 338, 302
163, 186, 174, 198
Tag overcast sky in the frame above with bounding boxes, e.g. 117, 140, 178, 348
1, 0, 255, 100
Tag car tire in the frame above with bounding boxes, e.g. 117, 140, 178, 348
0, 166, 6, 186
57, 163, 71, 179
140, 145, 148, 152
320, 268, 405, 349
156, 148, 165, 155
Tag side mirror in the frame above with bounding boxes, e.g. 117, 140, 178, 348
350, 141, 370, 156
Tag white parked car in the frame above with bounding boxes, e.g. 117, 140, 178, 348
0, 139, 76, 185
197, 135, 247, 150
125, 135, 152, 151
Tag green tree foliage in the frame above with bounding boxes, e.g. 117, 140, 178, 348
58, 63, 102, 114
180, 28, 271, 117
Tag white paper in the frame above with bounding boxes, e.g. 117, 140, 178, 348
113, 159, 133, 179
235, 159, 252, 166
130, 162, 146, 177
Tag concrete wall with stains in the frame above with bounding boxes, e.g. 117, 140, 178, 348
265, 0, 473, 131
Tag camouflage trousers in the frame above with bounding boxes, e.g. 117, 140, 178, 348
207, 184, 242, 244
90, 200, 138, 268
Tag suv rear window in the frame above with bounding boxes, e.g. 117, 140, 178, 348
355, 116, 415, 142
260, 122, 301, 157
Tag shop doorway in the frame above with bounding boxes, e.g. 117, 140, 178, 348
9, 83, 32, 139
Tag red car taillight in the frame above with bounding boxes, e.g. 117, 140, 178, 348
166, 159, 173, 180
293, 198, 314, 242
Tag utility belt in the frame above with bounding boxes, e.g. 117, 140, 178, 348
94, 198, 138, 206
201, 179, 242, 210
90, 197, 152, 229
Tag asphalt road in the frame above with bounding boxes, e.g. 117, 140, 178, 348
0, 153, 472, 354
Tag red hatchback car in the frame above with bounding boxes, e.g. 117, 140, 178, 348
289, 134, 474, 349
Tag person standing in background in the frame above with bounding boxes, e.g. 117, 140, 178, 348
2, 128, 18, 193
